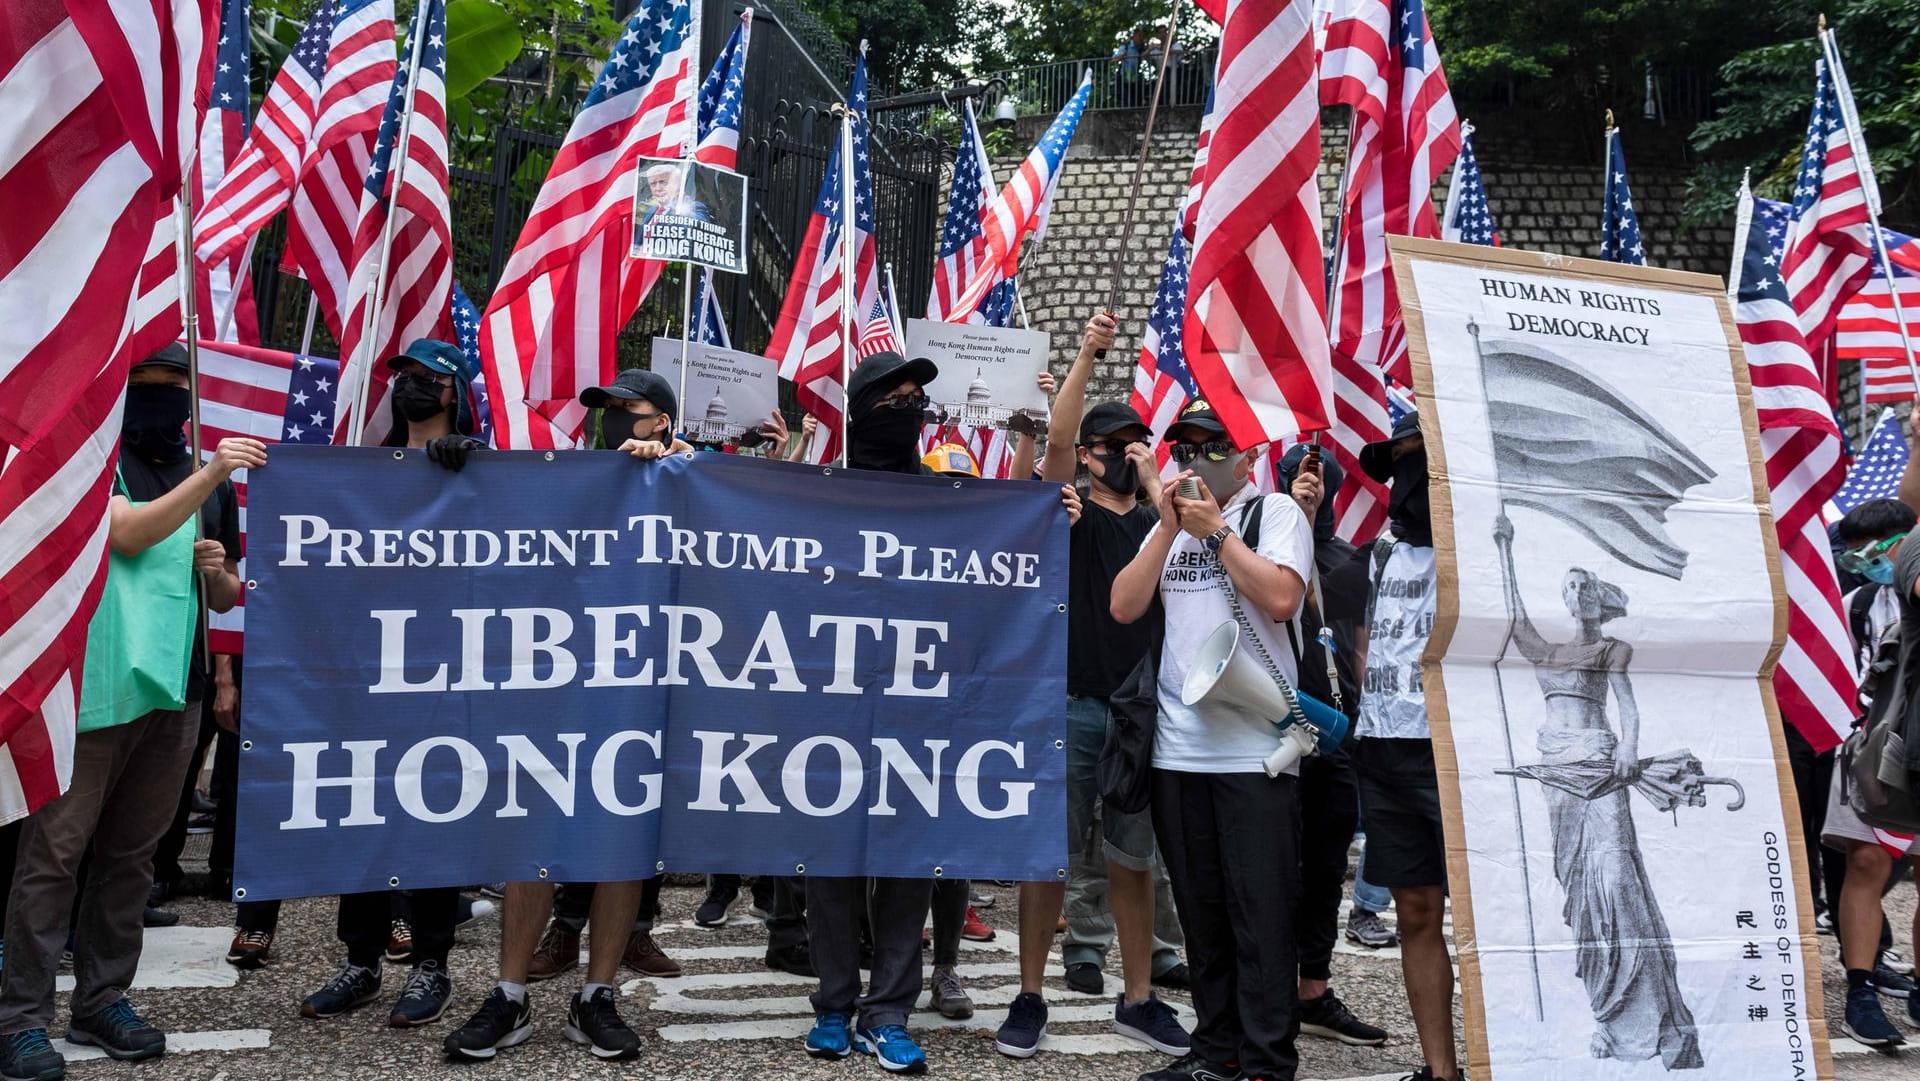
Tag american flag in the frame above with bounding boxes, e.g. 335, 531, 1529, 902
480, 0, 699, 450
1733, 182, 1853, 753
0, 0, 217, 822
1781, 51, 1874, 362
1827, 408, 1906, 519
193, 0, 335, 267
195, 0, 261, 343
1599, 127, 1644, 265
1187, 0, 1333, 453
694, 9, 750, 169
1130, 215, 1198, 478
333, 0, 451, 445
281, 0, 399, 345
1439, 121, 1498, 245
197, 342, 340, 653
766, 43, 883, 464
945, 73, 1090, 321
1840, 224, 1920, 403
1181, 91, 1213, 241
449, 280, 493, 444
926, 100, 995, 322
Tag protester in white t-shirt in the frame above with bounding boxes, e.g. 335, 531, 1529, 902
1110, 399, 1313, 1081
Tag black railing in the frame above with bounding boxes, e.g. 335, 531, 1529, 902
874, 48, 1218, 130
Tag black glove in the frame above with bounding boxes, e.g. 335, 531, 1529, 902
425, 435, 485, 472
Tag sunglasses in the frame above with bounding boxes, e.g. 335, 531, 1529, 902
1838, 533, 1906, 574
876, 391, 931, 412
1082, 437, 1148, 454
1168, 439, 1235, 464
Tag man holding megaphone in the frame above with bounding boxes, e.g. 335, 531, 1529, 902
1110, 400, 1316, 1081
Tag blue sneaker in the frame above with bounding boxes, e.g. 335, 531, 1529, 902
854, 1023, 926, 1074
805, 1012, 852, 1060
1115, 993, 1192, 1055
994, 991, 1047, 1058
1842, 982, 1905, 1047
0, 1028, 63, 1081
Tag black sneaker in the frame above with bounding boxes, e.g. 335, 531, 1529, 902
994, 991, 1047, 1058
140, 906, 178, 929
1065, 961, 1104, 995
444, 988, 533, 1061
1114, 994, 1191, 1055
1298, 989, 1388, 1046
694, 882, 738, 928
389, 959, 452, 1027
0, 1028, 64, 1081
565, 987, 640, 1060
300, 962, 382, 1019
67, 998, 164, 1061
1843, 982, 1906, 1046
1136, 1052, 1244, 1081
766, 943, 816, 978
1873, 959, 1917, 999
1396, 1068, 1467, 1080
1151, 962, 1191, 991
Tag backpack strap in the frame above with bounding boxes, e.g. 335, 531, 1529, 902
1849, 584, 1881, 651
1236, 495, 1302, 661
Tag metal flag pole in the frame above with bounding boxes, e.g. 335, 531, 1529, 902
834, 98, 858, 467
1820, 26, 1920, 394
345, 0, 433, 447
672, 0, 706, 436
297, 288, 319, 356
1096, 0, 1187, 353
175, 158, 213, 672
1601, 108, 1615, 258
882, 260, 905, 343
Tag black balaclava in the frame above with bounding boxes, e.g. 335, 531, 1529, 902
847, 389, 923, 474
1276, 444, 1347, 545
122, 383, 192, 464
1388, 448, 1432, 547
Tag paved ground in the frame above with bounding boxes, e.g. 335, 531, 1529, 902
34, 862, 1919, 1080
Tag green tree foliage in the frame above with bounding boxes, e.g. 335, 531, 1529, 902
799, 0, 1001, 89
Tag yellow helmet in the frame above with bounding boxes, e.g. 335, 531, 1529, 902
921, 441, 981, 478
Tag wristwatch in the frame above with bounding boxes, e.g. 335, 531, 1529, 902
1203, 526, 1232, 554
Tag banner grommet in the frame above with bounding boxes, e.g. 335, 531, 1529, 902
387, 876, 400, 887
240, 740, 252, 751
1054, 739, 1064, 749
391, 450, 405, 461
820, 468, 833, 477
233, 887, 246, 899
932, 866, 943, 877
537, 867, 549, 879
951, 481, 962, 489
655, 861, 665, 872
795, 863, 806, 874
1055, 603, 1066, 613
544, 451, 556, 461
246, 579, 258, 590
1055, 868, 1066, 879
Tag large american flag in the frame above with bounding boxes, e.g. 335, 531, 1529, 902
281, 0, 399, 344
1733, 183, 1853, 753
1439, 121, 1498, 245
197, 342, 340, 653
1840, 224, 1920, 403
480, 0, 698, 450
195, 0, 261, 343
1599, 128, 1645, 265
926, 100, 995, 323
1781, 51, 1874, 364
1181, 91, 1213, 242
333, 0, 451, 445
1827, 408, 1906, 519
679, 10, 752, 355
1130, 215, 1198, 478
766, 44, 883, 464
944, 74, 1090, 321
0, 0, 217, 822
1186, 0, 1332, 452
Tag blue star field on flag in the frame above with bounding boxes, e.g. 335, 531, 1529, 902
1831, 409, 1908, 515
1792, 60, 1847, 220
288, 0, 335, 81
584, 0, 692, 110
809, 49, 875, 259
1147, 225, 1196, 399
1734, 197, 1795, 311
1600, 129, 1645, 265
280, 354, 344, 443
212, 0, 250, 131
1448, 128, 1497, 245
364, 0, 445, 198
450, 280, 492, 444
695, 14, 748, 146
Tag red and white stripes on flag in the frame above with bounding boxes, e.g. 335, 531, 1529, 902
1780, 50, 1874, 362
1732, 185, 1853, 753
480, 0, 698, 450
1843, 227, 1920, 403
281, 0, 398, 344
1182, 0, 1332, 450
193, 0, 260, 344
0, 0, 217, 821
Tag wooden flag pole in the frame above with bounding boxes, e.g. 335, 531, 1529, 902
1096, 0, 1188, 355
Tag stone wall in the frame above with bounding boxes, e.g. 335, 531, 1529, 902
992, 108, 1738, 406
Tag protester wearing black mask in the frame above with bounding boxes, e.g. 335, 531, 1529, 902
0, 346, 256, 1079
1352, 413, 1457, 1081
995, 314, 1192, 1065
444, 366, 687, 1064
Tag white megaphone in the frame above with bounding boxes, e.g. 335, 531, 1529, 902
1180, 620, 1348, 778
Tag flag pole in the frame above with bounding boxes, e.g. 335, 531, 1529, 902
1097, 0, 1187, 341
1820, 28, 1919, 394
835, 97, 858, 467
298, 288, 319, 356
1601, 109, 1615, 259
176, 163, 213, 675
672, 0, 706, 435
345, 0, 433, 447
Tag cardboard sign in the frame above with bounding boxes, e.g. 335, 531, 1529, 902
904, 319, 1050, 431
649, 337, 780, 444
631, 158, 749, 273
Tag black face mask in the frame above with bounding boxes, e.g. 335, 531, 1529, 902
848, 404, 924, 472
392, 375, 448, 423
1090, 448, 1139, 497
601, 409, 660, 448
1388, 449, 1432, 547
122, 383, 191, 463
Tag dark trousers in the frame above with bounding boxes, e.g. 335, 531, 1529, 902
1153, 769, 1301, 1080
930, 877, 968, 968
766, 876, 808, 953
1296, 751, 1359, 982
338, 888, 458, 968
1783, 725, 1834, 911
152, 702, 219, 891
0, 705, 201, 1032
806, 876, 932, 1029
552, 879, 660, 935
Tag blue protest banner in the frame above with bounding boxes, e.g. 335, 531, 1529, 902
233, 446, 1068, 900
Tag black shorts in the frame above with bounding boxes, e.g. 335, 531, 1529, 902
1353, 737, 1448, 890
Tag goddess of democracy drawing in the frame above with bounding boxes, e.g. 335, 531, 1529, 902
1471, 324, 1744, 1069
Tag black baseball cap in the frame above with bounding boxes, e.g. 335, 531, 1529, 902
580, 368, 677, 421
847, 351, 940, 415
1358, 411, 1421, 483
1160, 398, 1227, 442
1079, 401, 1149, 444
134, 342, 190, 372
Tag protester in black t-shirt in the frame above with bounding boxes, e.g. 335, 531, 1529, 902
0, 345, 256, 1078
993, 313, 1193, 1063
